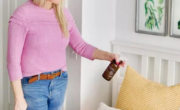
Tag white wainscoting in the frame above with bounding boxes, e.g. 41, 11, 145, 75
111, 41, 180, 107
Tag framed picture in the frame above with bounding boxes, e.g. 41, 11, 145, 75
135, 0, 168, 36
170, 0, 180, 38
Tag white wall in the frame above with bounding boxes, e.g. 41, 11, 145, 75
66, 0, 82, 109
81, 0, 116, 110
0, 0, 3, 109
67, 0, 117, 109
116, 0, 180, 50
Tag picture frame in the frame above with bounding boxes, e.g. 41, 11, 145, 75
170, 0, 180, 38
135, 0, 169, 36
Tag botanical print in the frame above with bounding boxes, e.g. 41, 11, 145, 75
136, 0, 167, 36
170, 0, 180, 37
144, 0, 164, 30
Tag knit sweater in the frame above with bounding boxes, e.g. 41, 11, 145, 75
7, 0, 96, 81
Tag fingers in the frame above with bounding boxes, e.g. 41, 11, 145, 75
15, 105, 26, 110
108, 53, 127, 67
122, 62, 126, 67
15, 106, 21, 110
107, 53, 127, 68
119, 65, 121, 68
115, 54, 120, 63
108, 57, 114, 62
15, 105, 18, 110
118, 62, 126, 68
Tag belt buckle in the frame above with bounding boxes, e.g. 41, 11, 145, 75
47, 74, 51, 80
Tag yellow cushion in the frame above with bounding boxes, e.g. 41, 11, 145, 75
116, 66, 180, 110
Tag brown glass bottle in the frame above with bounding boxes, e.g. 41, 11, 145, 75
102, 60, 123, 81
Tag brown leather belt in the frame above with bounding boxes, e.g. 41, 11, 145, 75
28, 71, 64, 84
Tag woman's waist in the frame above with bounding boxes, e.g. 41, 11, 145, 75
21, 68, 67, 84
22, 66, 67, 78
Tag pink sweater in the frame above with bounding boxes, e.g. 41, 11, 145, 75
7, 0, 96, 81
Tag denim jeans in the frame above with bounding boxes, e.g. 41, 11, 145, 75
21, 69, 68, 110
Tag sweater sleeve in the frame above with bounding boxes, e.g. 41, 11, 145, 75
7, 6, 28, 81
66, 9, 97, 60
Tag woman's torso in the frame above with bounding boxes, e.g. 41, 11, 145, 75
13, 0, 71, 77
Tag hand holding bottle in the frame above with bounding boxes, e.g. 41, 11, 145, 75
102, 54, 127, 81
112, 54, 127, 68
92, 49, 127, 67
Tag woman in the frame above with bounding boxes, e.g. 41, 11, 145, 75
7, 0, 125, 110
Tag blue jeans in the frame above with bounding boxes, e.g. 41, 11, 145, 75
21, 69, 68, 110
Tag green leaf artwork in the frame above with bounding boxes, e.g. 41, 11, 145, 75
144, 0, 164, 30
150, 5, 156, 12
159, 0, 164, 4
148, 0, 155, 5
178, 21, 180, 30
157, 6, 164, 25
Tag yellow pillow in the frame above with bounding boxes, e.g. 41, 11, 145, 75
116, 66, 180, 110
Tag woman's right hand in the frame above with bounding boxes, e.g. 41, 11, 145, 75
11, 79, 27, 110
14, 96, 27, 110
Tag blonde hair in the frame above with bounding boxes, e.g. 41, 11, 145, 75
32, 0, 69, 37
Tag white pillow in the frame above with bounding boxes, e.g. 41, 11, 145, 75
97, 102, 121, 110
